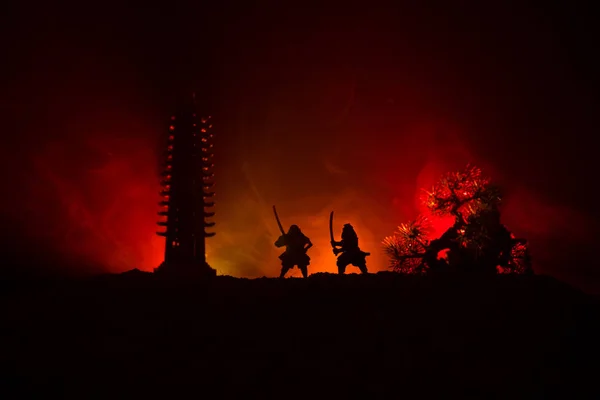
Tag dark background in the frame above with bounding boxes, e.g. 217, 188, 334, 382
1, 1, 598, 291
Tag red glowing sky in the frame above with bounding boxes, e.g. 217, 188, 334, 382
2, 2, 599, 290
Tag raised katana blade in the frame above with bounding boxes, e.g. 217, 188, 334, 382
329, 211, 337, 255
272, 205, 286, 236
329, 211, 335, 242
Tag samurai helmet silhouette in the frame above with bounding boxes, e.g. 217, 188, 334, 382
288, 224, 301, 234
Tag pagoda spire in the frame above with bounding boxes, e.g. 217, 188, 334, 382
155, 93, 216, 277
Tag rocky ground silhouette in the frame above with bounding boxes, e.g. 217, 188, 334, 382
1, 270, 598, 398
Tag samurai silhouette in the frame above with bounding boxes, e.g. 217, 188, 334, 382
273, 206, 313, 278
329, 211, 370, 274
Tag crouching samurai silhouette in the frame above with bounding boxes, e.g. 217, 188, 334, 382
273, 206, 313, 278
329, 211, 370, 274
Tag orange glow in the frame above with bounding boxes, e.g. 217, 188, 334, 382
169, 125, 175, 131
21, 124, 570, 279
9, 77, 587, 281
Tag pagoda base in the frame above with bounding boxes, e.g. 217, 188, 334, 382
154, 261, 217, 279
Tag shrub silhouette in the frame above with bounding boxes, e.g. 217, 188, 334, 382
383, 165, 532, 274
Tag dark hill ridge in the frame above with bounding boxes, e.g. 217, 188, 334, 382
1, 272, 598, 398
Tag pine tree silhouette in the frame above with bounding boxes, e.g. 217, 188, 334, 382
384, 165, 532, 274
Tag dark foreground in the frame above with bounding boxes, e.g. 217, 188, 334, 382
1, 271, 599, 399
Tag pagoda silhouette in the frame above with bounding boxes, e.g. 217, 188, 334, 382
154, 93, 216, 277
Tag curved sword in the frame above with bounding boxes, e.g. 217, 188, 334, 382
272, 205, 286, 236
329, 211, 337, 255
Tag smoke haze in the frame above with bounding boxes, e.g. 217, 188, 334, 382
2, 2, 598, 291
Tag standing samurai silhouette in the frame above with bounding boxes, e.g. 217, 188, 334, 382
330, 212, 370, 274
273, 206, 313, 278
275, 225, 313, 278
